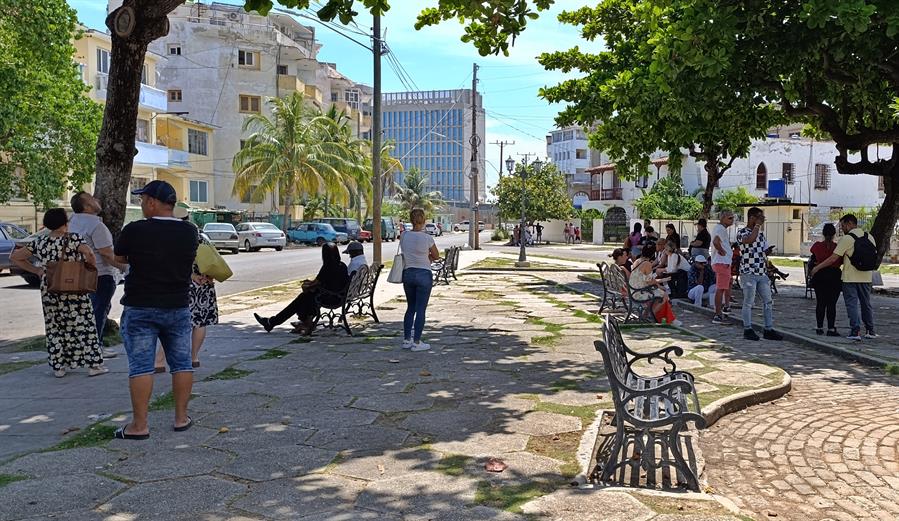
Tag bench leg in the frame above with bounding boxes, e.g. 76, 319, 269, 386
369, 296, 380, 323
667, 424, 700, 491
341, 312, 352, 336
598, 287, 609, 314
600, 426, 627, 484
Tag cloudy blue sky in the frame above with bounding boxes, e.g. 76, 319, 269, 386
69, 1, 600, 191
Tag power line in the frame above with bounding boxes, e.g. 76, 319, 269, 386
272, 7, 372, 51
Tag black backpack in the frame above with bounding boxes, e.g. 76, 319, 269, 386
849, 231, 878, 271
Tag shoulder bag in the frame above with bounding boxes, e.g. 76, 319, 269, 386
46, 233, 98, 295
195, 242, 233, 282
386, 238, 405, 284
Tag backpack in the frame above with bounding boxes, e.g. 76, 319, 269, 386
848, 231, 878, 271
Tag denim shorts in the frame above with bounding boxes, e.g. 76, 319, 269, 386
121, 306, 193, 378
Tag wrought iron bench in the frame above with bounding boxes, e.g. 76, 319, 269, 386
592, 316, 706, 491
596, 262, 628, 314
803, 259, 815, 299
313, 265, 369, 336
348, 263, 382, 323
597, 262, 662, 323
432, 245, 460, 285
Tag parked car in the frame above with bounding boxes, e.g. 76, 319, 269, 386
453, 221, 470, 232
424, 223, 442, 236
202, 223, 240, 254
286, 222, 348, 246
312, 217, 361, 242
402, 223, 413, 233
358, 229, 372, 242
8, 228, 45, 287
0, 222, 29, 274
236, 222, 286, 252
363, 217, 398, 241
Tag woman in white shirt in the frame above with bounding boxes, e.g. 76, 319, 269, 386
399, 208, 441, 351
657, 240, 690, 298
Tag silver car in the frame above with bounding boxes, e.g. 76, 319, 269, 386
236, 222, 286, 252
0, 222, 30, 273
202, 223, 240, 254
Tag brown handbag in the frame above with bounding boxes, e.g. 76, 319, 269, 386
45, 234, 98, 295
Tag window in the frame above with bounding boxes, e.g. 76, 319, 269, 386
792, 209, 801, 220
189, 180, 208, 203
814, 163, 831, 189
756, 162, 768, 190
136, 119, 150, 143
782, 162, 794, 184
168, 89, 182, 102
878, 175, 885, 192
331, 92, 339, 102
129, 177, 149, 205
576, 149, 587, 159
188, 128, 208, 155
636, 174, 649, 189
167, 44, 182, 56
141, 64, 149, 85
97, 48, 110, 74
239, 95, 261, 113
238, 49, 258, 68
277, 64, 287, 75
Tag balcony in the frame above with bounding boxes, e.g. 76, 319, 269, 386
590, 188, 623, 201
135, 142, 190, 169
95, 73, 167, 112
277, 74, 306, 95
304, 85, 323, 105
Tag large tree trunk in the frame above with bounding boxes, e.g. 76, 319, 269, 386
94, 2, 180, 237
701, 159, 721, 219
870, 161, 899, 265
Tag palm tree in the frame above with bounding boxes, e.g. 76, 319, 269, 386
232, 93, 362, 231
379, 139, 404, 198
394, 167, 444, 216
321, 104, 371, 222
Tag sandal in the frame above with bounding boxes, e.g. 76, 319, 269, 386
191, 361, 200, 368
114, 425, 149, 440
88, 365, 109, 377
174, 416, 193, 432
154, 367, 166, 374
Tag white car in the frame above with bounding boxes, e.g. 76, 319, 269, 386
202, 223, 240, 254
236, 222, 286, 252
453, 220, 485, 232
424, 223, 442, 236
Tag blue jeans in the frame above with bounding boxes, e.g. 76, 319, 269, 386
842, 282, 874, 335
402, 268, 433, 342
89, 274, 116, 339
740, 273, 774, 330
121, 306, 192, 377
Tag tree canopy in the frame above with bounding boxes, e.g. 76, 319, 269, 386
392, 167, 443, 217
633, 175, 702, 220
0, 0, 102, 209
494, 163, 572, 222
714, 187, 759, 214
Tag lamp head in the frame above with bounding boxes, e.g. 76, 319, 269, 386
505, 155, 515, 174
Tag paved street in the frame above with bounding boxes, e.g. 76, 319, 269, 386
0, 231, 482, 345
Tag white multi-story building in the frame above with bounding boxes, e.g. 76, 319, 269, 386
143, 2, 372, 213
546, 125, 591, 206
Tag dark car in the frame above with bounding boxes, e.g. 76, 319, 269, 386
8, 228, 46, 287
312, 218, 360, 242
363, 217, 398, 241
0, 222, 30, 274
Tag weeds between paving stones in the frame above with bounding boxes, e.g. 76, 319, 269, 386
0, 474, 27, 487
885, 363, 899, 376
474, 480, 559, 513
251, 348, 289, 360
435, 454, 473, 477
44, 422, 118, 452
630, 491, 752, 519
149, 392, 199, 411
205, 367, 254, 381
0, 360, 43, 376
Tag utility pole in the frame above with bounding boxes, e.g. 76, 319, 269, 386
468, 63, 481, 250
490, 140, 515, 178
372, 13, 383, 265
517, 152, 533, 166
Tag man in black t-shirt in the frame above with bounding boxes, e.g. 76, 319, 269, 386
690, 218, 712, 260
113, 180, 198, 440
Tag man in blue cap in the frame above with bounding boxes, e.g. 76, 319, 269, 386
113, 180, 199, 439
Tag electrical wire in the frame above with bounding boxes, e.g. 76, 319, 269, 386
272, 7, 372, 51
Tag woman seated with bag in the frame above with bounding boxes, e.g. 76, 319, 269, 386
630, 243, 682, 326
656, 240, 690, 298
10, 208, 108, 378
254, 243, 348, 335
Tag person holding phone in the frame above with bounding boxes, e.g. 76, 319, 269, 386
737, 207, 783, 341
630, 243, 681, 326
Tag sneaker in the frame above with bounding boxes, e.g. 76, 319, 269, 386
722, 305, 732, 315
712, 315, 723, 324
53, 369, 66, 378
864, 331, 878, 339
102, 348, 118, 359
670, 319, 683, 327
781, 273, 789, 280
254, 313, 273, 333
847, 333, 862, 341
763, 329, 784, 341
815, 328, 824, 336
744, 328, 760, 341
401, 339, 413, 349
826, 329, 840, 337
410, 341, 431, 352
88, 365, 110, 377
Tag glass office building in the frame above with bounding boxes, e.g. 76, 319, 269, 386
382, 89, 486, 203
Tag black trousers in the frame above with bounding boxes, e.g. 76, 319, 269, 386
813, 281, 841, 329
270, 290, 319, 327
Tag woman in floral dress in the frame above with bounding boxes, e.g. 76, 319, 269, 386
10, 208, 108, 378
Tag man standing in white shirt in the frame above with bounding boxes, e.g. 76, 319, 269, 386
69, 192, 128, 357
344, 241, 367, 275
710, 210, 735, 325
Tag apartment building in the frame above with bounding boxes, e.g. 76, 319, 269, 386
546, 125, 591, 206
382, 89, 486, 203
0, 27, 214, 230
147, 2, 372, 213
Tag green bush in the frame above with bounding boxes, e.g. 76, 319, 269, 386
492, 228, 510, 241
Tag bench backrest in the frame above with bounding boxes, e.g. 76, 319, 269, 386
595, 316, 633, 405
605, 263, 628, 294
345, 264, 369, 303
451, 246, 460, 270
365, 262, 382, 296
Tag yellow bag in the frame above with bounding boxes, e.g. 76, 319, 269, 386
195, 242, 233, 282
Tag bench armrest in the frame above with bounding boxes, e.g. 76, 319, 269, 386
624, 344, 683, 373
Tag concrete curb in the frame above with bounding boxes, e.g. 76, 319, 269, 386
465, 267, 595, 273
701, 371, 792, 428
671, 299, 895, 369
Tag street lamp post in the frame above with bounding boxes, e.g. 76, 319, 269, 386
512, 157, 542, 267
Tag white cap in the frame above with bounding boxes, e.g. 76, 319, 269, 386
694, 255, 707, 263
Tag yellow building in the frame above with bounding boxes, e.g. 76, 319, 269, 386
0, 29, 216, 231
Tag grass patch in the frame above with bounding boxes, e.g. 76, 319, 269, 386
532, 335, 559, 347
630, 491, 742, 518
1, 336, 46, 353
469, 257, 562, 270
559, 462, 580, 479
885, 363, 899, 376
769, 257, 805, 268
0, 474, 27, 487
46, 422, 117, 451
474, 480, 558, 513
526, 430, 582, 464
149, 391, 175, 411
291, 337, 313, 344
534, 401, 601, 425
548, 379, 582, 392
572, 309, 603, 324
463, 289, 501, 300
435, 454, 473, 477
252, 348, 289, 360
497, 300, 518, 308
205, 367, 254, 381
0, 360, 43, 376
95, 470, 135, 485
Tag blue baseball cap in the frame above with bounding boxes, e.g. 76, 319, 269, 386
131, 180, 177, 205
